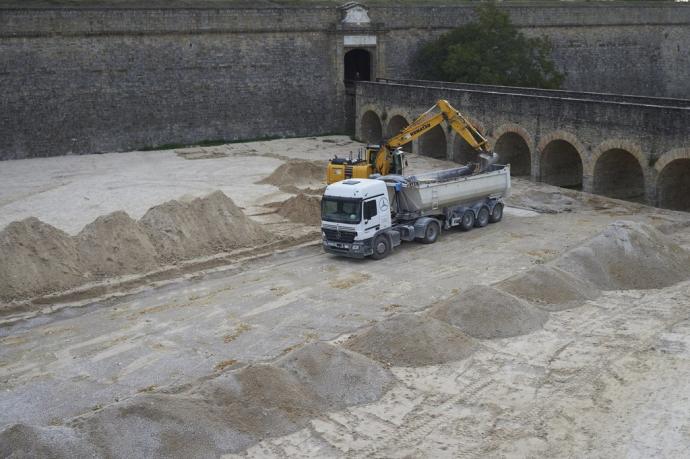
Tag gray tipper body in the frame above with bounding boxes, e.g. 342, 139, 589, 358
320, 164, 510, 258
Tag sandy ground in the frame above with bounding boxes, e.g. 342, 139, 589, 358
1, 137, 690, 457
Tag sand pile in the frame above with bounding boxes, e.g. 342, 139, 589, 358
75, 364, 327, 457
73, 393, 256, 458
0, 424, 96, 459
552, 221, 690, 290
258, 160, 326, 192
0, 191, 271, 303
0, 218, 85, 301
496, 265, 601, 311
271, 193, 322, 226
76, 211, 159, 277
64, 345, 396, 457
345, 314, 479, 367
429, 285, 549, 339
276, 342, 393, 408
140, 191, 270, 262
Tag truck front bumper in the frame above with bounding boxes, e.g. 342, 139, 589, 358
322, 238, 372, 258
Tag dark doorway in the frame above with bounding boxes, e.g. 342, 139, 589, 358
540, 140, 583, 190
593, 149, 645, 203
658, 159, 690, 211
494, 132, 531, 176
344, 49, 372, 83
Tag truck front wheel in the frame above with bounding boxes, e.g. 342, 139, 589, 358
371, 235, 391, 260
422, 221, 440, 244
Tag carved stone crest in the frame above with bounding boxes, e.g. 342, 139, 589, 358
339, 3, 371, 25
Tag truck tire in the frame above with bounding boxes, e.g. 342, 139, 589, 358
371, 235, 391, 260
460, 210, 475, 231
421, 221, 440, 244
475, 207, 490, 228
489, 203, 504, 223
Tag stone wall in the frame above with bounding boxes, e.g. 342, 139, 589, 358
0, 2, 688, 159
355, 80, 690, 209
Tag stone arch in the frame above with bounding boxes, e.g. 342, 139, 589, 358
360, 110, 382, 143
538, 131, 586, 190
386, 114, 412, 152
491, 124, 534, 177
452, 117, 487, 165
591, 140, 647, 203
655, 148, 690, 211
419, 125, 447, 159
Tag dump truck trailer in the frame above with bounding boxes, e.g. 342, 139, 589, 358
321, 164, 511, 259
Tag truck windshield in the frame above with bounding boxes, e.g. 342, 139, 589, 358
321, 197, 362, 224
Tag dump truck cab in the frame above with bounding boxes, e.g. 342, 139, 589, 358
321, 179, 392, 258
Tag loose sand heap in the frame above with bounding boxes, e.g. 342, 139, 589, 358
0, 191, 270, 303
76, 211, 159, 277
270, 193, 322, 226
429, 285, 549, 339
496, 221, 690, 311
275, 342, 394, 408
257, 160, 326, 193
0, 218, 85, 303
345, 314, 480, 367
552, 221, 690, 290
139, 191, 269, 262
496, 264, 601, 311
2, 342, 394, 457
0, 424, 97, 459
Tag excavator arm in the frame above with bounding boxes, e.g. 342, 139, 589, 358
375, 99, 494, 176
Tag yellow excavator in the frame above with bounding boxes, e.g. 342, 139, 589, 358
326, 99, 497, 184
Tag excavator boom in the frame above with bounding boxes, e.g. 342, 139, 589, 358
326, 99, 496, 184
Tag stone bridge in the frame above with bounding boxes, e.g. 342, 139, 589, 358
355, 79, 690, 211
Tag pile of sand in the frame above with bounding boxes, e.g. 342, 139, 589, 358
553, 221, 690, 290
0, 218, 85, 301
345, 314, 479, 367
139, 191, 270, 262
257, 160, 326, 192
429, 285, 549, 339
0, 424, 96, 458
76, 211, 159, 277
270, 193, 322, 226
276, 342, 393, 408
71, 353, 389, 457
0, 191, 271, 303
72, 393, 256, 458
496, 265, 601, 311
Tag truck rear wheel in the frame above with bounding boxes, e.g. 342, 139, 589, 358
371, 235, 391, 260
421, 221, 440, 244
475, 207, 490, 227
460, 210, 475, 231
489, 203, 504, 223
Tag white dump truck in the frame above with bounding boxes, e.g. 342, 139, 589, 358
321, 163, 511, 259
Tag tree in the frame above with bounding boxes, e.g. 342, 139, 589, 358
414, 2, 564, 89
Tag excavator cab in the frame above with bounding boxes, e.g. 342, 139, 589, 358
326, 147, 376, 184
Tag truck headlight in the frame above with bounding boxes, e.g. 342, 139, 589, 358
352, 245, 359, 250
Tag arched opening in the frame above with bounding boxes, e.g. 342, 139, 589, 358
386, 115, 412, 152
360, 110, 382, 143
344, 49, 371, 83
494, 132, 531, 176
593, 149, 645, 202
452, 127, 487, 166
540, 140, 583, 189
657, 159, 690, 211
419, 125, 447, 159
